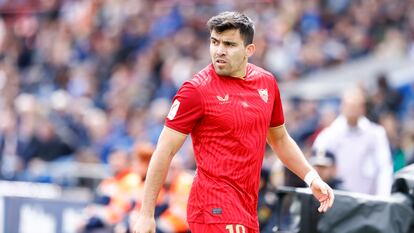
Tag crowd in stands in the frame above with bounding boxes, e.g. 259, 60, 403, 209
0, 0, 413, 232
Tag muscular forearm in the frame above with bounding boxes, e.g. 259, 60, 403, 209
139, 127, 187, 217
139, 147, 174, 216
275, 135, 313, 180
267, 126, 313, 180
267, 126, 334, 213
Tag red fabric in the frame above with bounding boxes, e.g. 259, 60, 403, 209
165, 64, 284, 230
189, 223, 258, 233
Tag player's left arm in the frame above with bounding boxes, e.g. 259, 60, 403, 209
266, 125, 334, 212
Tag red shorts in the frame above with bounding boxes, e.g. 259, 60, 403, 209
188, 223, 258, 233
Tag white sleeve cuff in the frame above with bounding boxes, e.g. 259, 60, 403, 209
304, 170, 320, 187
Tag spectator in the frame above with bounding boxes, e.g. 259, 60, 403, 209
367, 73, 402, 122
309, 149, 343, 190
257, 168, 279, 231
80, 142, 160, 232
81, 148, 137, 230
30, 116, 75, 162
0, 108, 25, 179
313, 88, 393, 196
156, 157, 193, 233
379, 112, 406, 172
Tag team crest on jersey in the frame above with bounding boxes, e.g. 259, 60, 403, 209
167, 99, 180, 120
258, 89, 268, 103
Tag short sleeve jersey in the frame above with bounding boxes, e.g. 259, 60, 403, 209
165, 63, 284, 230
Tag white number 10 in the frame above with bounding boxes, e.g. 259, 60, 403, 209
225, 224, 246, 233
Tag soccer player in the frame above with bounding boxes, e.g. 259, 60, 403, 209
133, 11, 334, 233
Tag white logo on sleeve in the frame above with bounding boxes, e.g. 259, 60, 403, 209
258, 89, 268, 103
167, 99, 180, 120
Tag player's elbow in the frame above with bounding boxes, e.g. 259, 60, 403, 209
152, 145, 177, 161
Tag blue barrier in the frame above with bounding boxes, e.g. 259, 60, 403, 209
0, 196, 86, 233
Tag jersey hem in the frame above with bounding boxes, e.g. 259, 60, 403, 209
164, 125, 189, 136
269, 123, 285, 129
187, 219, 259, 231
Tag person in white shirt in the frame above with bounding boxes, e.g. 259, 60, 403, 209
313, 88, 393, 196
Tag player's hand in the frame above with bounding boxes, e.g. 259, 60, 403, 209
132, 214, 156, 233
310, 178, 334, 213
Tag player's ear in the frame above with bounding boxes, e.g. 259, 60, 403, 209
246, 43, 255, 58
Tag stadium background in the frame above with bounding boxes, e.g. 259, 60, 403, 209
0, 0, 413, 232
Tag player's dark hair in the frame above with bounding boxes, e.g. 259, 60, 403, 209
207, 11, 254, 46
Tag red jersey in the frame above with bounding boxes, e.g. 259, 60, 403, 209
165, 63, 284, 230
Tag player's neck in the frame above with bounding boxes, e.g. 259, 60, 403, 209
228, 63, 248, 79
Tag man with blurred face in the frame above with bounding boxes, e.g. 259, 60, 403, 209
134, 11, 334, 233
313, 88, 393, 195
341, 89, 366, 126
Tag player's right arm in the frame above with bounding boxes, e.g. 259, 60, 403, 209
133, 126, 187, 233
134, 80, 202, 233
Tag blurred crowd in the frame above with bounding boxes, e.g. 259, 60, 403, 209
0, 0, 414, 232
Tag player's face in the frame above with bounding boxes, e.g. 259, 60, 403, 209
210, 29, 255, 78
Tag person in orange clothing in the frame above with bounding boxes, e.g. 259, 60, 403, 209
131, 142, 167, 212
156, 157, 194, 233
97, 148, 142, 225
81, 142, 166, 232
80, 147, 142, 231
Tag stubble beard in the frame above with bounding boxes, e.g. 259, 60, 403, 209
214, 63, 231, 76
